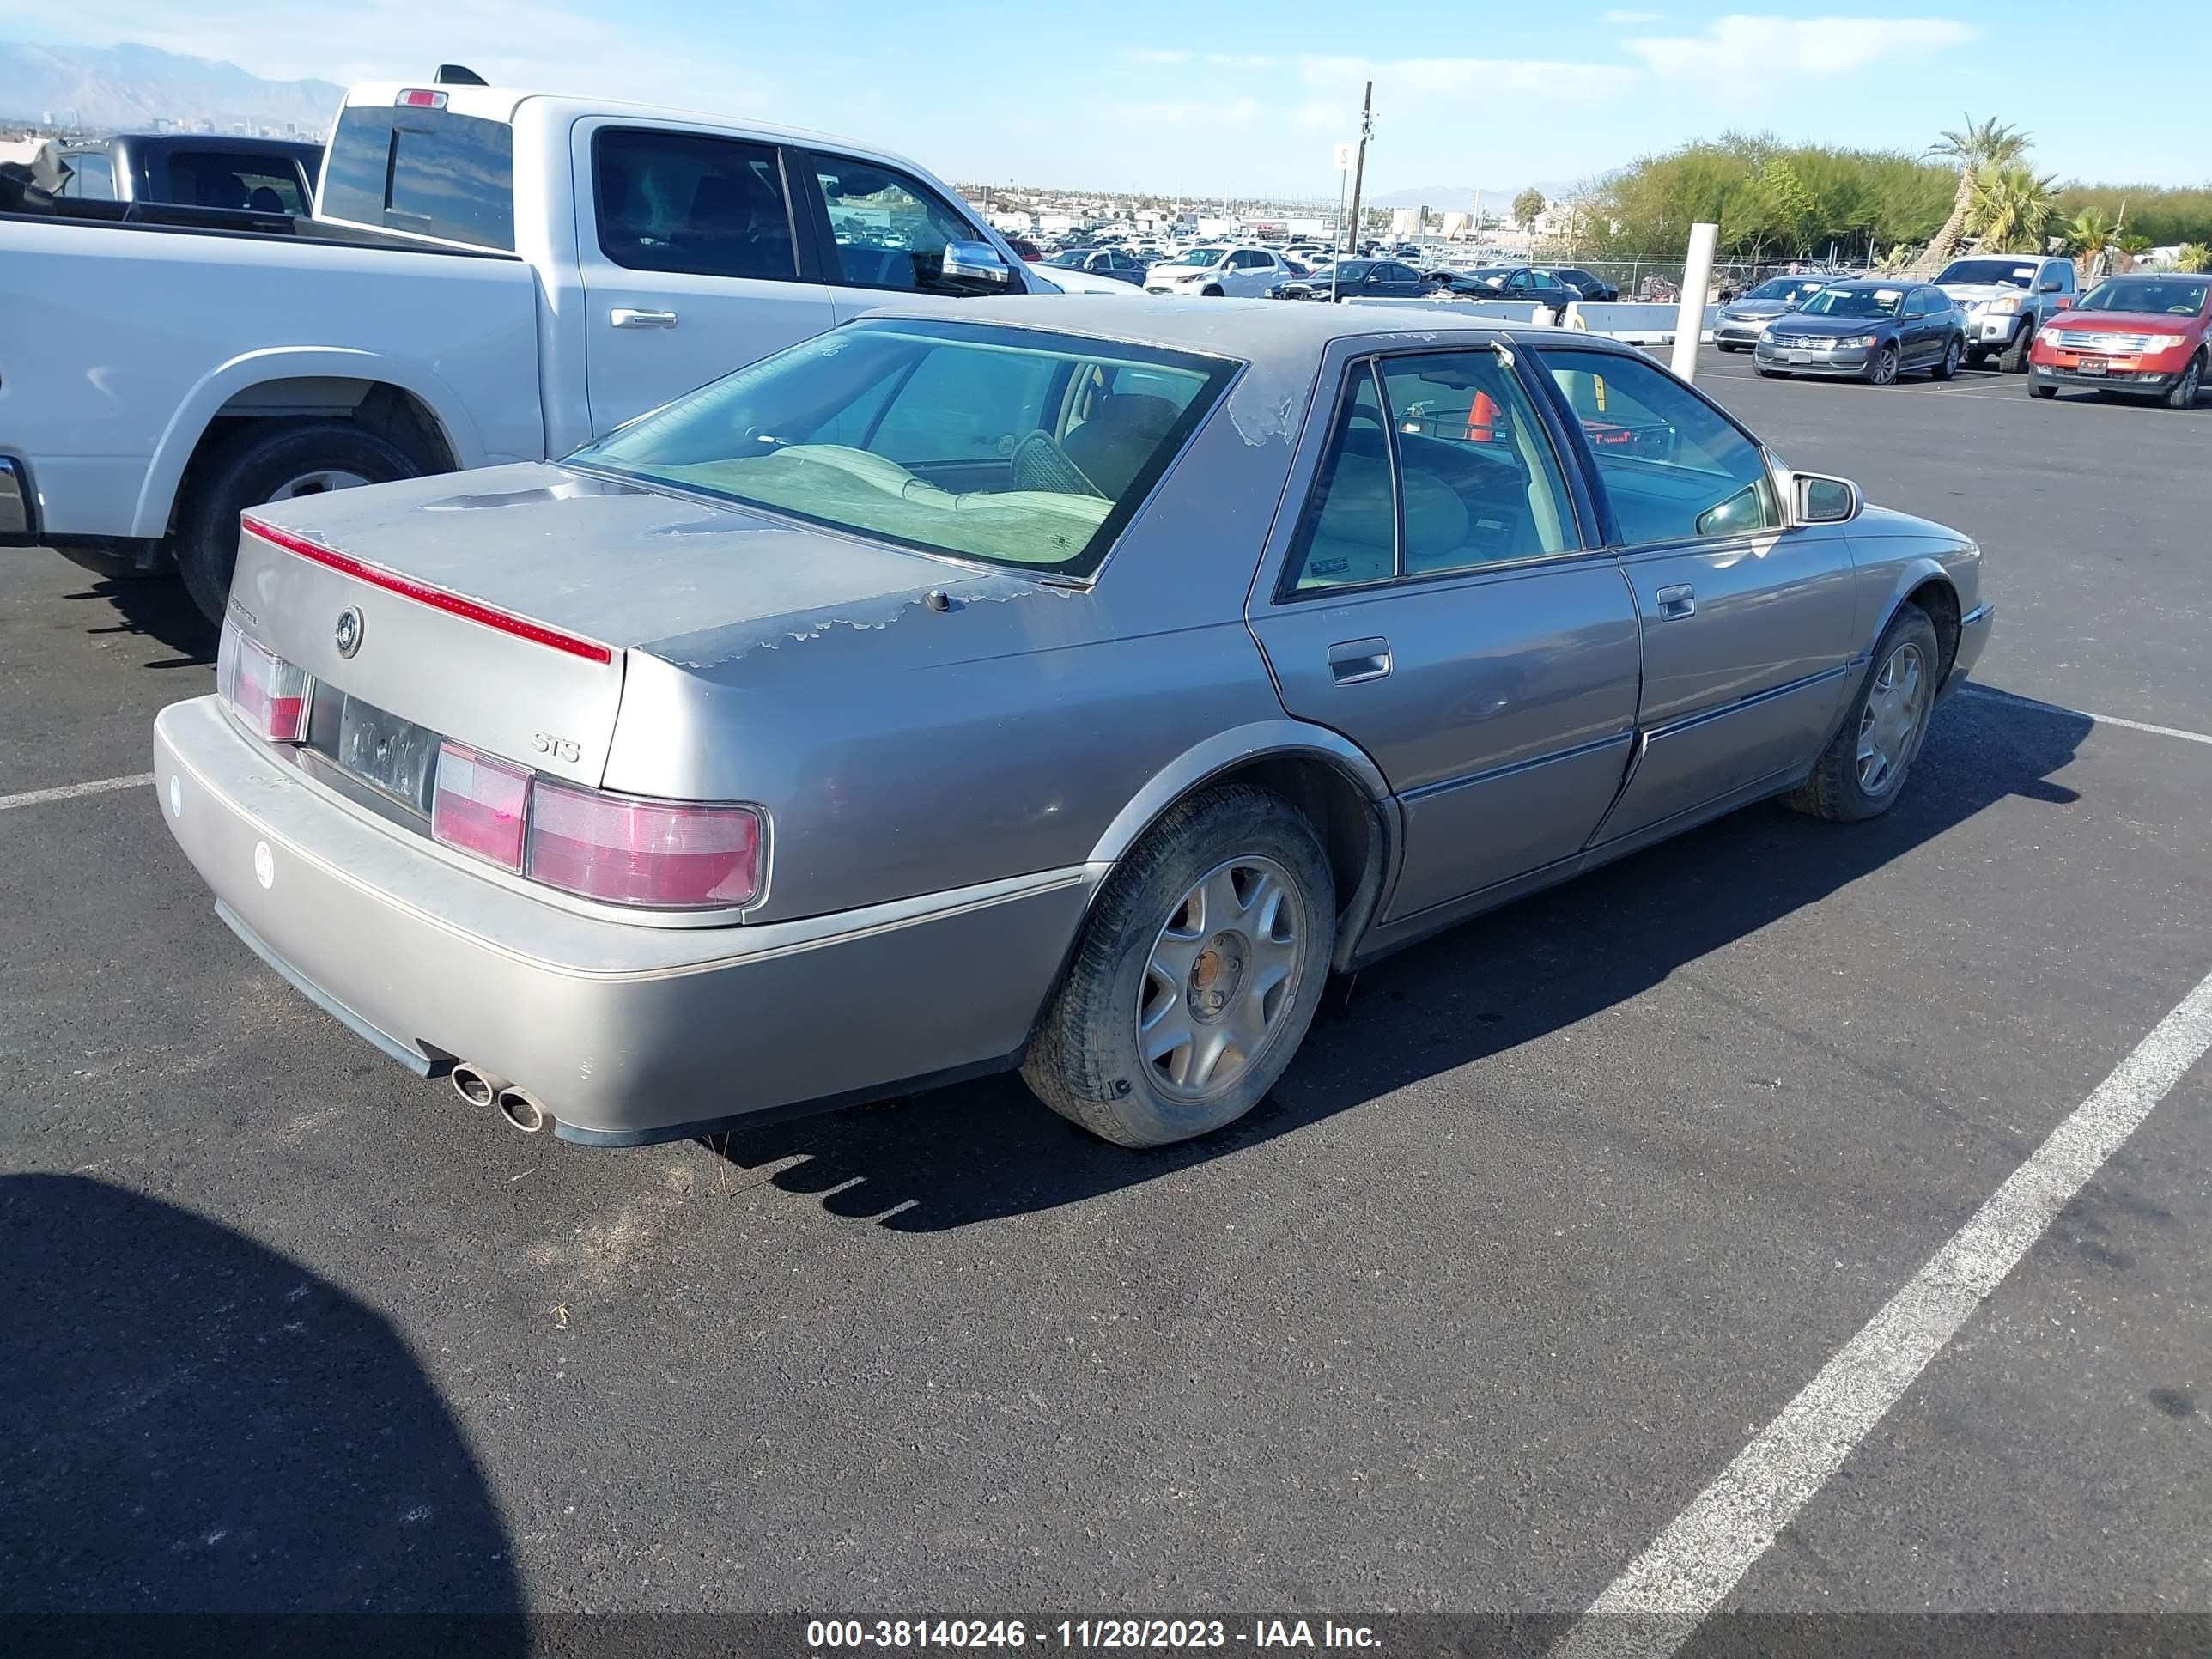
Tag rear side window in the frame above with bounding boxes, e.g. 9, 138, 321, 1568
167, 151, 307, 214
593, 129, 797, 280
57, 149, 115, 198
322, 106, 515, 250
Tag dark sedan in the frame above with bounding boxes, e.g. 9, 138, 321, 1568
1756, 279, 1967, 385
1441, 266, 1580, 316
1550, 266, 1620, 302
1042, 246, 1147, 285
1268, 258, 1426, 301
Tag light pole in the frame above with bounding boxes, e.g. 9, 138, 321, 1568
1344, 81, 1372, 257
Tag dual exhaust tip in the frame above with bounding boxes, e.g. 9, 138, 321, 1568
450, 1064, 549, 1133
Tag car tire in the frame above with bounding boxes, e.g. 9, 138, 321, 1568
1966, 348, 1990, 369
1021, 784, 1336, 1148
2001, 323, 2036, 373
2164, 352, 2204, 410
176, 421, 427, 625
1200, 284, 1224, 298
1932, 336, 1964, 380
1784, 602, 1942, 823
2032, 380, 2059, 399
1865, 343, 1900, 386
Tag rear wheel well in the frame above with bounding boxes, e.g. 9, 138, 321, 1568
170, 379, 459, 535
1905, 577, 1961, 678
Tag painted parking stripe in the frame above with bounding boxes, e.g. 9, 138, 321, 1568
1551, 965, 2212, 1659
0, 772, 154, 812
1962, 684, 2212, 748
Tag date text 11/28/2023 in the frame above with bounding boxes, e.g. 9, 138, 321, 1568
805, 1619, 1383, 1650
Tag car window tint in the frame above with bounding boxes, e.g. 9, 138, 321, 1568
594, 129, 796, 281
809, 159, 985, 293
165, 152, 306, 214
1545, 352, 1778, 544
57, 149, 114, 198
1375, 352, 1575, 574
321, 106, 514, 249
866, 343, 1058, 464
1288, 369, 1394, 592
1901, 290, 1927, 319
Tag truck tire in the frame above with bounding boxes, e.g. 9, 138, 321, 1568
1021, 785, 1335, 1148
177, 422, 426, 625
2000, 320, 2036, 373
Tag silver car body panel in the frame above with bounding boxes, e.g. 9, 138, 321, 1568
166, 299, 1992, 1141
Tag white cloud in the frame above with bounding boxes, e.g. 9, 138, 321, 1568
1624, 14, 1977, 79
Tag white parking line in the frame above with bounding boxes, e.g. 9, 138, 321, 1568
1961, 684, 2212, 748
0, 772, 154, 812
1551, 965, 2212, 1659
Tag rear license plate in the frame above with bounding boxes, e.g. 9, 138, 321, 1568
334, 696, 441, 811
1784, 349, 1813, 364
2075, 356, 2108, 376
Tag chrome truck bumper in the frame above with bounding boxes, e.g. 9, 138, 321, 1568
155, 696, 1097, 1145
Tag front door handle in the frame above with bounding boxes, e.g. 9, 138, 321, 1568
1656, 584, 1696, 620
1328, 637, 1392, 684
611, 307, 678, 329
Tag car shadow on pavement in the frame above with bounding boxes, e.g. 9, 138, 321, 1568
704, 688, 2092, 1232
61, 568, 216, 668
0, 1174, 522, 1641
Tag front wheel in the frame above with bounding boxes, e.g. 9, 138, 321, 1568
1200, 284, 1224, 298
1864, 343, 1900, 386
1022, 785, 1336, 1147
2165, 353, 2204, 410
2032, 379, 2059, 399
1932, 336, 1964, 380
1785, 603, 1941, 823
2001, 323, 2036, 372
176, 421, 426, 624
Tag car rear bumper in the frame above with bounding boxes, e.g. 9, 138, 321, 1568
155, 696, 1097, 1145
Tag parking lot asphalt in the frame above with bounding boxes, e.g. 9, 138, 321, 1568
3, 349, 2209, 1634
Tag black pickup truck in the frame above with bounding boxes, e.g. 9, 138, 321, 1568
52, 131, 324, 213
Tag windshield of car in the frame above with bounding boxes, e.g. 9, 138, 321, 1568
1746, 277, 1826, 302
570, 319, 1237, 579
1161, 246, 1224, 266
1799, 286, 1902, 319
2075, 277, 2210, 316
1936, 258, 2037, 289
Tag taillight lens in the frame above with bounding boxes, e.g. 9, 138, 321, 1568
526, 780, 762, 908
216, 619, 310, 742
431, 743, 531, 872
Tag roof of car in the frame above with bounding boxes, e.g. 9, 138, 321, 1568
855, 294, 1643, 363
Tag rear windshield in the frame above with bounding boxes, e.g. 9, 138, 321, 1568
321, 105, 515, 250
570, 319, 1237, 579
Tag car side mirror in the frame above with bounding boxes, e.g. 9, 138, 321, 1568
941, 241, 1012, 286
1790, 471, 1863, 526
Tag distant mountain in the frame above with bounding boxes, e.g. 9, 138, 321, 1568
0, 41, 343, 135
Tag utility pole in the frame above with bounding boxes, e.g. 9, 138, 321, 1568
1344, 80, 1373, 255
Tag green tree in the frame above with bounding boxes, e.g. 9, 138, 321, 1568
2067, 207, 2118, 264
1751, 157, 1822, 258
1512, 187, 1547, 231
1966, 162, 2057, 252
1923, 116, 2031, 268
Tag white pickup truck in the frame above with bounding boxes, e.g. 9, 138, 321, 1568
0, 73, 1122, 619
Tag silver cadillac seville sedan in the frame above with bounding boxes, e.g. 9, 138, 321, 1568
155, 298, 1992, 1149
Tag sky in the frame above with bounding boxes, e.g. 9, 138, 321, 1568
4, 1, 2208, 197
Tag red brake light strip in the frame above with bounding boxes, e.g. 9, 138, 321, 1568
240, 515, 613, 665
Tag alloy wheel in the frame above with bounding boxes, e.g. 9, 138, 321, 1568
270, 469, 374, 499
1138, 855, 1305, 1103
1856, 641, 1927, 797
1869, 345, 1899, 386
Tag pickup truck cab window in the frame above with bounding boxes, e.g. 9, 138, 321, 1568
166, 151, 307, 215
1540, 349, 1778, 544
55, 149, 115, 198
805, 158, 1002, 295
321, 105, 516, 250
592, 128, 798, 281
1285, 349, 1576, 594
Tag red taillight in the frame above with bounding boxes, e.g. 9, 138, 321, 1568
216, 619, 310, 742
395, 88, 447, 108
526, 779, 761, 909
431, 743, 531, 872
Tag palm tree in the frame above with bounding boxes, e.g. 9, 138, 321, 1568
1966, 163, 2057, 252
2068, 208, 2118, 277
2116, 233, 2154, 271
2178, 243, 2212, 274
1923, 116, 2030, 268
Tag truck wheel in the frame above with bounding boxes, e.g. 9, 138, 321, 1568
1021, 785, 1335, 1148
2165, 352, 2204, 410
2001, 323, 2036, 373
1784, 602, 1940, 823
177, 422, 425, 625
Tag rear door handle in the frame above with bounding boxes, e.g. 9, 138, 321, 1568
1656, 584, 1696, 620
1328, 637, 1392, 684
611, 307, 678, 329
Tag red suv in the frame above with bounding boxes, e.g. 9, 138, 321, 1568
2030, 272, 2210, 409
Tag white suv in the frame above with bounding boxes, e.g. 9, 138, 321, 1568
1145, 246, 1290, 296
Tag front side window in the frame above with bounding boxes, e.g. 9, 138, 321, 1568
808, 160, 993, 293
594, 129, 796, 281
1285, 351, 1577, 593
1543, 351, 1778, 545
571, 319, 1234, 578
1901, 290, 1928, 319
